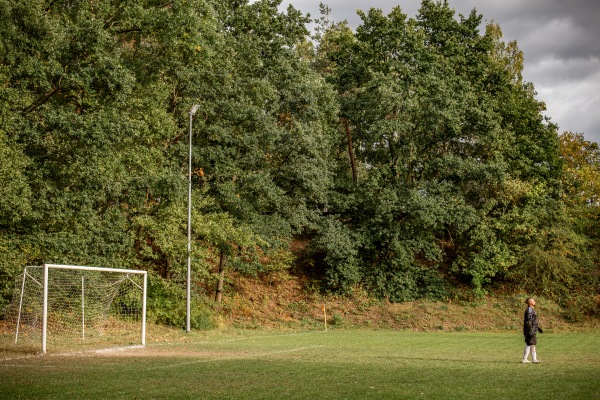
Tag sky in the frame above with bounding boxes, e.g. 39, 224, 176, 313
273, 0, 600, 144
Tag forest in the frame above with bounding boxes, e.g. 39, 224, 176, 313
1, 0, 598, 326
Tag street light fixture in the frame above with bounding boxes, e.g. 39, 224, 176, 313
187, 104, 200, 333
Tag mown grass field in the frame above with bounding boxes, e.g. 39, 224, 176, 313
1, 329, 599, 399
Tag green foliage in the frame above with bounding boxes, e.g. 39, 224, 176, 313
561, 293, 600, 323
0, 0, 596, 319
367, 262, 449, 302
310, 217, 361, 291
452, 219, 517, 296
308, 0, 581, 302
0, 132, 31, 225
0, 235, 28, 313
146, 271, 215, 330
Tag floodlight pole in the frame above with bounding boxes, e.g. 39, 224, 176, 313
187, 104, 200, 333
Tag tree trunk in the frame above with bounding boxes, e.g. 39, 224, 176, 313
165, 257, 172, 280
343, 118, 358, 184
215, 249, 226, 303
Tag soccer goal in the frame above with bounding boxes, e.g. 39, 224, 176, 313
6, 264, 146, 354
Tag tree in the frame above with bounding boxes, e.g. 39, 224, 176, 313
559, 131, 600, 208
195, 0, 339, 284
310, 0, 565, 299
0, 0, 225, 318
554, 131, 599, 312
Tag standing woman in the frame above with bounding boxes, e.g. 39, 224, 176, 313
522, 298, 543, 363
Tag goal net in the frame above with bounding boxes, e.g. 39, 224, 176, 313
5, 264, 146, 354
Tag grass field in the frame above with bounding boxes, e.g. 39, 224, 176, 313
1, 329, 599, 399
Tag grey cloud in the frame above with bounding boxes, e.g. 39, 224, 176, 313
528, 57, 600, 86
281, 0, 600, 143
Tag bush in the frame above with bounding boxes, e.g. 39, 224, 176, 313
561, 293, 600, 322
367, 262, 449, 302
146, 272, 216, 330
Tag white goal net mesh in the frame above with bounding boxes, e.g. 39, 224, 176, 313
4, 265, 146, 354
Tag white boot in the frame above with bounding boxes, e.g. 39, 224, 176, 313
522, 345, 531, 363
531, 346, 541, 363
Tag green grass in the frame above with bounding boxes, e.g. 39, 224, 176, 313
1, 330, 599, 399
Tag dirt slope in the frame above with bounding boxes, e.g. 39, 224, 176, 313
218, 273, 598, 333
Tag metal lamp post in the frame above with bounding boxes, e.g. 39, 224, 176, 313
187, 104, 200, 333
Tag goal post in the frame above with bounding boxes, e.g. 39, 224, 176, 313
9, 264, 147, 355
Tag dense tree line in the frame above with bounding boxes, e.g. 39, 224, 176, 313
1, 0, 598, 325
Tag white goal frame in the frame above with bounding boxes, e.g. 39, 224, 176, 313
14, 264, 147, 354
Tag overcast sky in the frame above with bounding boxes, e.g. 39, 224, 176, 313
273, 0, 600, 144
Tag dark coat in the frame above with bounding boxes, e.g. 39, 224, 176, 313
523, 306, 539, 337
523, 306, 542, 345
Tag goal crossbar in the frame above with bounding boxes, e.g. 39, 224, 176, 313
43, 264, 146, 275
